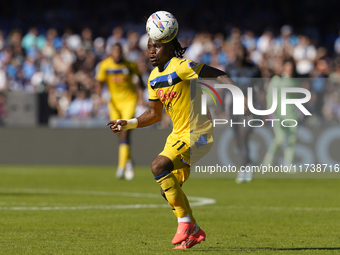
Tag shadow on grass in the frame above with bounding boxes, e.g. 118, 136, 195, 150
200, 247, 340, 252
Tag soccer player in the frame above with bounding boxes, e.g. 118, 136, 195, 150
225, 43, 262, 183
263, 59, 298, 167
96, 43, 145, 180
107, 37, 250, 249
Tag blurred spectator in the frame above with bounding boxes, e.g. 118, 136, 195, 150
242, 30, 256, 52
22, 27, 38, 51
330, 57, 340, 79
81, 28, 93, 51
124, 30, 141, 62
9, 30, 26, 65
22, 56, 36, 81
276, 25, 298, 54
185, 33, 207, 62
226, 27, 242, 45
0, 66, 7, 92
0, 30, 5, 52
106, 26, 127, 54
93, 37, 107, 63
66, 34, 82, 51
310, 57, 331, 117
323, 91, 340, 122
67, 89, 94, 119
45, 28, 62, 51
9, 68, 28, 91
257, 28, 274, 54
293, 35, 317, 77
57, 91, 72, 117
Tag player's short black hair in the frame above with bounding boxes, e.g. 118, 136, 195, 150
112, 43, 123, 50
172, 37, 187, 58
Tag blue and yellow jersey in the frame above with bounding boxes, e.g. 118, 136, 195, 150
96, 57, 139, 102
148, 57, 212, 142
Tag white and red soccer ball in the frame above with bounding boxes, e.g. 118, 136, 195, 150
146, 11, 178, 43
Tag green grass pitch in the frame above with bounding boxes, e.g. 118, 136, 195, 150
0, 165, 340, 255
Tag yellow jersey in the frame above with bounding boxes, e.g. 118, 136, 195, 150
148, 57, 213, 143
95, 57, 139, 102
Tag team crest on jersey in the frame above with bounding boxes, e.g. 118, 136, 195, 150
188, 61, 197, 69
167, 74, 173, 85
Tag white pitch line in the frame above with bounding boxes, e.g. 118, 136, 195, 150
211, 205, 340, 212
0, 188, 161, 198
0, 189, 216, 211
0, 204, 171, 211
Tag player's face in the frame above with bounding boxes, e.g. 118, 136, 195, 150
147, 38, 172, 68
111, 45, 123, 63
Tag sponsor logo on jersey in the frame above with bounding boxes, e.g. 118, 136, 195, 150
157, 89, 177, 103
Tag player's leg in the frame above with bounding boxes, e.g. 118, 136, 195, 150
152, 155, 195, 244
160, 186, 196, 225
161, 166, 196, 224
160, 187, 177, 215
283, 126, 297, 168
242, 124, 253, 182
119, 99, 137, 180
152, 156, 189, 218
263, 120, 285, 166
108, 101, 125, 179
118, 130, 134, 180
172, 182, 206, 250
233, 122, 248, 183
173, 133, 214, 249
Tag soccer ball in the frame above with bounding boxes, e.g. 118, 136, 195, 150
146, 11, 178, 43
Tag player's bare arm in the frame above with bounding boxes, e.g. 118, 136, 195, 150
106, 99, 163, 133
95, 81, 105, 96
200, 65, 252, 116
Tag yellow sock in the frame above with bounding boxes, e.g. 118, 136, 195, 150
164, 189, 195, 221
118, 143, 130, 169
162, 192, 178, 217
182, 192, 196, 224
157, 172, 188, 218
163, 171, 195, 222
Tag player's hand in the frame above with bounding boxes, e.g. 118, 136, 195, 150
244, 97, 252, 116
106, 120, 127, 133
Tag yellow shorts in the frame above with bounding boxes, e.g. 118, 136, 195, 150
108, 99, 137, 120
159, 131, 213, 184
172, 168, 190, 186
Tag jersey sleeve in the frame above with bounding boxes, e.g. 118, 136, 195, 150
147, 75, 159, 101
176, 59, 205, 81
95, 61, 107, 82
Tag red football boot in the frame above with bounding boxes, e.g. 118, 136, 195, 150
171, 222, 195, 245
173, 228, 206, 249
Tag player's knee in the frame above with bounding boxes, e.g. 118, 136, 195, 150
151, 159, 165, 177
151, 155, 174, 178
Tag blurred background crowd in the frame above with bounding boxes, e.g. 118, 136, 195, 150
0, 0, 340, 126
